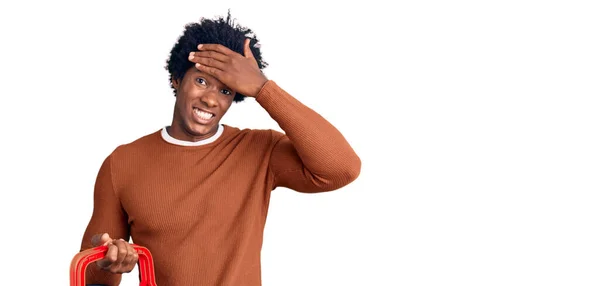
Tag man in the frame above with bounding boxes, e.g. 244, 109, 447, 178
80, 12, 361, 285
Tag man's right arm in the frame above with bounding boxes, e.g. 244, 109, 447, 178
80, 154, 131, 286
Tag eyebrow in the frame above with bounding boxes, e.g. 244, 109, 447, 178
190, 68, 204, 75
191, 71, 234, 92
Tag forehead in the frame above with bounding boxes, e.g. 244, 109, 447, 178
185, 67, 211, 79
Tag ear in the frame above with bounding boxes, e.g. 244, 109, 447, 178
171, 77, 180, 90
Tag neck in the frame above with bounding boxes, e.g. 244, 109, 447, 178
162, 124, 224, 146
167, 123, 219, 142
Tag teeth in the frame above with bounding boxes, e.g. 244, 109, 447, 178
194, 108, 213, 120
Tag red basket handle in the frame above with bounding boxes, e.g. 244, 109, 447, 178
70, 244, 157, 286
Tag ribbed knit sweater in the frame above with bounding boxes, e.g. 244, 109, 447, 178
80, 80, 361, 285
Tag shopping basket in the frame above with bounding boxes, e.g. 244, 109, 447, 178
70, 244, 158, 286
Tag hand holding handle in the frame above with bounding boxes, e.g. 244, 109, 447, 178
70, 244, 157, 286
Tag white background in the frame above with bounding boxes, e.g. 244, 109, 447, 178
1, 0, 599, 285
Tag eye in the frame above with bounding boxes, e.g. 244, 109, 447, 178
195, 78, 206, 85
221, 89, 232, 96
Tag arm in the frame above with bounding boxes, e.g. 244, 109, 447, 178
80, 154, 130, 285
189, 40, 361, 192
257, 81, 361, 192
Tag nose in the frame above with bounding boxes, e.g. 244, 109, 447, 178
200, 89, 218, 108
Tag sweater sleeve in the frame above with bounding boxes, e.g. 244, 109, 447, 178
80, 154, 130, 285
256, 80, 361, 193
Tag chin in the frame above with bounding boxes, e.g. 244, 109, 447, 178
187, 122, 218, 137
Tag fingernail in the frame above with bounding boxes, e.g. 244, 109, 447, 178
195, 63, 201, 68
197, 44, 203, 49
188, 52, 195, 60
119, 238, 125, 241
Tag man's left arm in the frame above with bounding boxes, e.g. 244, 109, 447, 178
256, 80, 361, 192
189, 40, 361, 192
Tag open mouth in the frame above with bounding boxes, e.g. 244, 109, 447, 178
193, 107, 215, 124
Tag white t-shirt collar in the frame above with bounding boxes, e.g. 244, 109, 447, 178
161, 124, 224, 146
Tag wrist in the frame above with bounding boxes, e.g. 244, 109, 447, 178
248, 77, 268, 98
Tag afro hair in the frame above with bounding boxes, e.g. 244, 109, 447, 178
165, 11, 268, 102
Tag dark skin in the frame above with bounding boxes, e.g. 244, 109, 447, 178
168, 38, 269, 141
91, 233, 138, 274
92, 39, 269, 273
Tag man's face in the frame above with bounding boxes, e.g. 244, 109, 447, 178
170, 67, 235, 141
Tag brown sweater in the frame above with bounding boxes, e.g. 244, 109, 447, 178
80, 80, 361, 285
